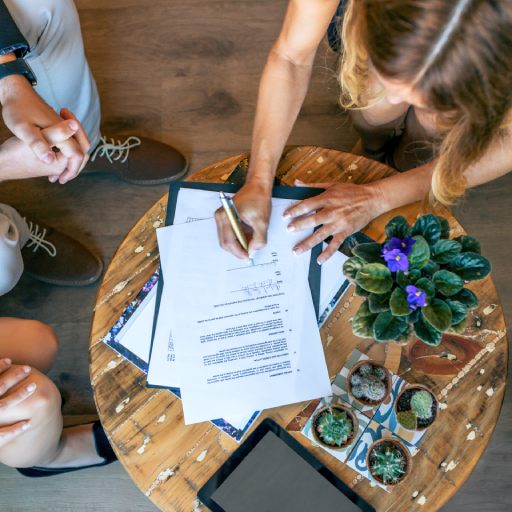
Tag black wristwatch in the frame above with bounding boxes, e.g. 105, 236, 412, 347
0, 58, 37, 86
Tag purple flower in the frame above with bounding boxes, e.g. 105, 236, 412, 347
383, 237, 416, 256
406, 285, 427, 310
383, 249, 409, 272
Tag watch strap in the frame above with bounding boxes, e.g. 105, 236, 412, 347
0, 58, 37, 86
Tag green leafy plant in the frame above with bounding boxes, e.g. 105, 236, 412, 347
343, 214, 491, 346
315, 408, 353, 447
369, 442, 407, 485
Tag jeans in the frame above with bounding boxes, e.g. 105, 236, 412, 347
0, 0, 101, 295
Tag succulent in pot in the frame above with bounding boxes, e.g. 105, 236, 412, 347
343, 214, 491, 347
395, 385, 438, 431
312, 403, 358, 450
347, 360, 391, 407
367, 438, 411, 486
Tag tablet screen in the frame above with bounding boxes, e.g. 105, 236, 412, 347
210, 431, 362, 511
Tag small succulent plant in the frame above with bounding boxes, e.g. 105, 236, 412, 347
369, 443, 407, 485
350, 363, 388, 403
316, 408, 353, 447
351, 374, 386, 402
396, 410, 418, 430
396, 388, 437, 430
344, 214, 491, 346
410, 390, 434, 420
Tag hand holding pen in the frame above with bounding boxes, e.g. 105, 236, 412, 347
216, 190, 270, 261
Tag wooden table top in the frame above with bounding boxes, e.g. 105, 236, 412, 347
89, 146, 508, 512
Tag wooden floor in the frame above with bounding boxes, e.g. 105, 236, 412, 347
0, 1, 510, 510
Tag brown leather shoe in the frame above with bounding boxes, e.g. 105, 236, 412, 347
81, 135, 188, 185
21, 219, 103, 287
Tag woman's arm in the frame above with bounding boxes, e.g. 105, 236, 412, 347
215, 0, 340, 259
286, 129, 512, 262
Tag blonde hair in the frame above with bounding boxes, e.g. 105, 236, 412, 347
339, 0, 512, 205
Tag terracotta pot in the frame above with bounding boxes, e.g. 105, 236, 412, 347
311, 403, 359, 451
395, 384, 438, 431
347, 360, 392, 407
366, 437, 411, 486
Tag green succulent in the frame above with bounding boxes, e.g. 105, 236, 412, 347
369, 443, 407, 485
316, 408, 353, 447
410, 390, 434, 420
344, 214, 492, 347
350, 363, 388, 403
397, 410, 417, 430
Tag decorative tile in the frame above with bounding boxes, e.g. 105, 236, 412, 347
346, 420, 417, 493
373, 375, 427, 446
331, 349, 375, 418
301, 396, 370, 463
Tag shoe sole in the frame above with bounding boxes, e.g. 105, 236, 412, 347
25, 257, 104, 287
81, 159, 190, 186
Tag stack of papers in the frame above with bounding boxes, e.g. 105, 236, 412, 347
147, 188, 338, 425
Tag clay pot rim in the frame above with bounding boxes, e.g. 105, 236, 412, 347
311, 403, 359, 452
395, 383, 438, 432
347, 360, 392, 407
366, 437, 412, 486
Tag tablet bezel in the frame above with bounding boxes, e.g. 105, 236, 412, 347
197, 418, 376, 512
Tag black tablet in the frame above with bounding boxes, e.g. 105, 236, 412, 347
198, 418, 375, 512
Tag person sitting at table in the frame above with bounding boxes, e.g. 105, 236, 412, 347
215, 0, 512, 264
0, 0, 185, 476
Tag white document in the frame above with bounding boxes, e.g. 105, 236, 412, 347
159, 204, 331, 424
115, 287, 157, 364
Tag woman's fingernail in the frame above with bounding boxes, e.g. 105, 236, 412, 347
23, 366, 31, 374
287, 224, 295, 232
317, 257, 325, 265
67, 120, 79, 130
282, 212, 290, 219
293, 247, 304, 255
27, 383, 36, 393
21, 423, 30, 431
43, 153, 54, 164
2, 358, 11, 365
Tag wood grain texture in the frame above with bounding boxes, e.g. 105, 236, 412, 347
89, 147, 508, 512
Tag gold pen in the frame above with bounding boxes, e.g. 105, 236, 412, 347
219, 191, 252, 259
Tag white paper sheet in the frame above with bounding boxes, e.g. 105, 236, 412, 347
158, 203, 330, 424
115, 287, 157, 364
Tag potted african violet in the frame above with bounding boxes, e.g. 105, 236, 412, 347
312, 403, 358, 451
367, 437, 411, 486
343, 214, 491, 346
395, 385, 438, 431
347, 361, 391, 407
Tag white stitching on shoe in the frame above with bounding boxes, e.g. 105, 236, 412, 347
90, 136, 142, 164
25, 220, 57, 257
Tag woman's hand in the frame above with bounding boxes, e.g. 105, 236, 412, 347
284, 180, 385, 263
215, 181, 272, 260
0, 358, 36, 446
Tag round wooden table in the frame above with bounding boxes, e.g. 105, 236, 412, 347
89, 147, 508, 511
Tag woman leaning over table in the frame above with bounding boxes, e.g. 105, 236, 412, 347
215, 0, 512, 262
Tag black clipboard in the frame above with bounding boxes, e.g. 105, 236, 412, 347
147, 181, 324, 389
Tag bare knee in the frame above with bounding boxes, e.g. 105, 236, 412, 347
25, 321, 58, 372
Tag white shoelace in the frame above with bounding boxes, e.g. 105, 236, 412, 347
25, 220, 57, 257
90, 136, 142, 164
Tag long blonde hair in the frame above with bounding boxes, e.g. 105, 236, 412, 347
339, 0, 512, 204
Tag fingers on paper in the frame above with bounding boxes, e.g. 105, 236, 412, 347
317, 232, 345, 264
215, 208, 250, 260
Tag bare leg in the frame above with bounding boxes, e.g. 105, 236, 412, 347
0, 319, 104, 469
